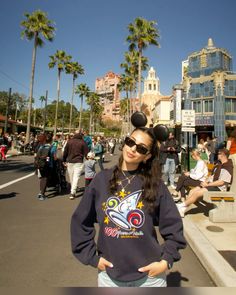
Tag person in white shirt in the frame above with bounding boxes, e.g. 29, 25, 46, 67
172, 149, 208, 201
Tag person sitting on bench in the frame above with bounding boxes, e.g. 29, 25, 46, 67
172, 149, 208, 202
176, 148, 233, 217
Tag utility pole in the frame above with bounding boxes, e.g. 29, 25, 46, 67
33, 106, 36, 126
4, 88, 11, 133
43, 90, 48, 133
62, 112, 65, 134
15, 102, 18, 121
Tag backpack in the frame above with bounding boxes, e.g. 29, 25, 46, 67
34, 144, 51, 169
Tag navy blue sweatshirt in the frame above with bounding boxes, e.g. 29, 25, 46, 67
71, 168, 186, 282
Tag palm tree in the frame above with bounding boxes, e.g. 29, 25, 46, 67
49, 50, 72, 136
75, 83, 90, 131
39, 95, 46, 111
92, 103, 103, 133
66, 61, 84, 132
117, 75, 132, 130
126, 17, 160, 109
120, 50, 148, 114
20, 10, 55, 143
86, 91, 100, 134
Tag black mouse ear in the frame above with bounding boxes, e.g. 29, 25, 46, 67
131, 111, 147, 128
153, 124, 169, 142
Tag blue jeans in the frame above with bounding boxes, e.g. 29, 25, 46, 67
163, 158, 176, 186
98, 271, 167, 287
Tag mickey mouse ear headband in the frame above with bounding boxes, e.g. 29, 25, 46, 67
131, 111, 169, 142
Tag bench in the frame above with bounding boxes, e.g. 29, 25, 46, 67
203, 154, 236, 222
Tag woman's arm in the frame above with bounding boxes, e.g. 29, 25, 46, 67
70, 185, 100, 267
226, 140, 232, 150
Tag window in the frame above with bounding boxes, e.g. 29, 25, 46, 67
225, 98, 231, 112
233, 100, 236, 113
204, 100, 213, 113
154, 84, 156, 91
225, 80, 236, 96
192, 100, 202, 113
225, 98, 236, 113
149, 84, 152, 91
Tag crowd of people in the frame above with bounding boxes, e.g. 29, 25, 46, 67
32, 130, 120, 201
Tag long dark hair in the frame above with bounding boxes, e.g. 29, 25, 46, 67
109, 127, 162, 212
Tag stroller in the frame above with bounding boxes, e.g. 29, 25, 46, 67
46, 147, 67, 195
54, 159, 67, 193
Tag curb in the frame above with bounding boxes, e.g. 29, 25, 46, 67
183, 215, 236, 286
6, 152, 23, 158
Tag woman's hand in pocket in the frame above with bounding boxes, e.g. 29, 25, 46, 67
98, 257, 113, 271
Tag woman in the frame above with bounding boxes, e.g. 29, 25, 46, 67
172, 149, 208, 202
93, 136, 104, 171
70, 112, 186, 287
34, 134, 52, 201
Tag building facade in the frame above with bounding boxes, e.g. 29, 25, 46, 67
182, 38, 236, 144
95, 71, 121, 122
141, 67, 163, 127
152, 95, 171, 126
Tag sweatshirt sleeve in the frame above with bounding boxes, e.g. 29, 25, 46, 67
157, 183, 186, 266
190, 160, 207, 180
70, 184, 100, 268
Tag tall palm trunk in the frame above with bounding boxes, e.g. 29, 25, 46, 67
26, 36, 37, 144
78, 95, 83, 131
69, 77, 75, 133
138, 47, 142, 111
89, 105, 93, 134
43, 90, 48, 133
54, 69, 61, 136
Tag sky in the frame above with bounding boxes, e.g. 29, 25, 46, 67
1, 0, 236, 110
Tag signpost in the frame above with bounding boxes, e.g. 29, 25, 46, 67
182, 110, 195, 170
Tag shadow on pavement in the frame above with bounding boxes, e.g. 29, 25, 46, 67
186, 201, 215, 217
0, 192, 18, 200
167, 271, 189, 287
0, 159, 34, 173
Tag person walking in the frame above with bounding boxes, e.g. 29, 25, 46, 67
0, 134, 7, 162
63, 131, 88, 200
34, 134, 53, 201
84, 152, 96, 186
71, 112, 186, 287
83, 130, 93, 151
205, 136, 216, 164
160, 132, 181, 189
172, 149, 208, 202
93, 136, 104, 171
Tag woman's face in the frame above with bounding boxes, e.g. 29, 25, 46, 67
122, 130, 153, 169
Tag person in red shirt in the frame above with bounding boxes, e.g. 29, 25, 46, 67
227, 129, 236, 155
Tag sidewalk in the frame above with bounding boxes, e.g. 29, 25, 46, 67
168, 183, 236, 286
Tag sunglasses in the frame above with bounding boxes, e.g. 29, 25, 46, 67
124, 137, 149, 155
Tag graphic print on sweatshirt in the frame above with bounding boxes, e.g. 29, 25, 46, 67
102, 189, 145, 238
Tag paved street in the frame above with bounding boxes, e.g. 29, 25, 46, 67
0, 151, 215, 287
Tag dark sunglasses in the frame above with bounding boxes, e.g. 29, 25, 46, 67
124, 137, 149, 155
